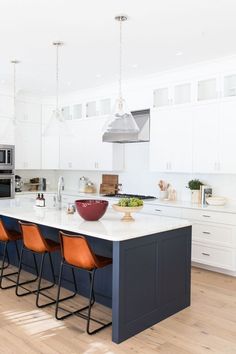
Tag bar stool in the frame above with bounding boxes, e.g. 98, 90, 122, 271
16, 222, 74, 308
0, 218, 22, 289
55, 231, 112, 335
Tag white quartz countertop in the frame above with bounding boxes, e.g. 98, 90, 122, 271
0, 197, 191, 242
17, 190, 236, 214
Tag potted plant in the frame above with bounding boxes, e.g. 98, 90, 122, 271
187, 179, 203, 204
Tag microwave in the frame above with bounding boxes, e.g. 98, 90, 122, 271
0, 145, 15, 170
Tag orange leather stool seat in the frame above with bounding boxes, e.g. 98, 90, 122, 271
19, 222, 60, 253
61, 233, 112, 270
15, 222, 61, 309
55, 232, 112, 335
0, 219, 22, 242
0, 218, 22, 290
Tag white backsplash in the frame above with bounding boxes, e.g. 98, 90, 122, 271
17, 142, 236, 205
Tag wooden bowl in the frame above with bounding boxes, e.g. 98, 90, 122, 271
112, 204, 143, 221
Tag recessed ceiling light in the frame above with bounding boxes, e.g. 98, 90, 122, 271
131, 64, 138, 69
176, 51, 183, 56
96, 74, 102, 78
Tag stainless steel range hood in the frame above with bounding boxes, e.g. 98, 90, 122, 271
102, 109, 150, 143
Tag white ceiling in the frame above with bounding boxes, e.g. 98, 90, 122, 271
1, 0, 236, 95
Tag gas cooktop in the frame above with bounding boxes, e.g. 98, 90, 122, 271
103, 193, 157, 200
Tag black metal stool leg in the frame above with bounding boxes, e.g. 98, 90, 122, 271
0, 241, 9, 270
86, 269, 112, 335
55, 262, 82, 320
15, 247, 40, 296
0, 242, 20, 290
36, 252, 57, 308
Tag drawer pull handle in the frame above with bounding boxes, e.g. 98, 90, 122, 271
202, 215, 211, 218
202, 252, 210, 256
155, 209, 162, 212
202, 231, 211, 235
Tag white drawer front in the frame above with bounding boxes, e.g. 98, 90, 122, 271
182, 208, 236, 225
192, 243, 236, 270
192, 223, 235, 247
143, 204, 182, 218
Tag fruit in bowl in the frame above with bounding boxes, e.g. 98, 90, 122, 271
75, 199, 108, 221
112, 198, 143, 221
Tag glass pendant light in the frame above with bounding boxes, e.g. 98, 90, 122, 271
102, 15, 139, 143
0, 60, 19, 141
44, 41, 71, 136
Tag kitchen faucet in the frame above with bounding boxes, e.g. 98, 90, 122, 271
57, 176, 65, 208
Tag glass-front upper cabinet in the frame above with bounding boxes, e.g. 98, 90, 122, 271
86, 101, 97, 117
174, 83, 191, 104
99, 98, 111, 115
223, 74, 236, 97
62, 106, 71, 120
153, 87, 170, 107
73, 104, 82, 119
197, 78, 218, 101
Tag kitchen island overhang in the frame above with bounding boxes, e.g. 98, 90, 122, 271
0, 197, 192, 344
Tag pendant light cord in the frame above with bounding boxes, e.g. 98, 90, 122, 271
56, 43, 59, 113
119, 18, 123, 102
13, 62, 16, 124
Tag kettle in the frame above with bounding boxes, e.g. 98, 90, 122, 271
79, 176, 88, 193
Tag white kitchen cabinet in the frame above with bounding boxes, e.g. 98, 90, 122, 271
150, 107, 193, 173
0, 117, 15, 145
42, 136, 60, 169
0, 95, 14, 117
15, 122, 41, 169
219, 101, 236, 173
59, 117, 124, 171
192, 102, 220, 173
16, 101, 41, 123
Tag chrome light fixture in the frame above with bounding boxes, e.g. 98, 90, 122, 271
102, 15, 139, 143
44, 41, 71, 136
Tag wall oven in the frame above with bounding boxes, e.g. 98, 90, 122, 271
0, 175, 15, 199
0, 145, 15, 170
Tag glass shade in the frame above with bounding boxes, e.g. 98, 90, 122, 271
43, 108, 72, 137
103, 98, 139, 134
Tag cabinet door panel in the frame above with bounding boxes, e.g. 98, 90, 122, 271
170, 107, 193, 172
15, 122, 41, 169
192, 103, 219, 173
150, 107, 192, 172
150, 109, 171, 171
219, 101, 236, 173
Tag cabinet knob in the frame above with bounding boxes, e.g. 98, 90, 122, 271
202, 252, 210, 256
202, 231, 211, 235
202, 214, 211, 218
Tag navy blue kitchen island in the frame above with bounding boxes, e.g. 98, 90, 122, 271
0, 198, 192, 344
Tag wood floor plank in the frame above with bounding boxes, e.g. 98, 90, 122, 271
0, 266, 235, 354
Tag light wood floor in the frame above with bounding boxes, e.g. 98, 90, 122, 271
0, 266, 236, 354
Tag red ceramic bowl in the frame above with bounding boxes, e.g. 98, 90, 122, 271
75, 199, 109, 221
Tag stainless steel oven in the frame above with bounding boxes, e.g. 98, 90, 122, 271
0, 145, 15, 170
0, 175, 15, 199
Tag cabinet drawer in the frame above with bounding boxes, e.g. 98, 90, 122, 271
182, 208, 236, 225
192, 223, 235, 247
143, 204, 182, 218
192, 243, 236, 270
